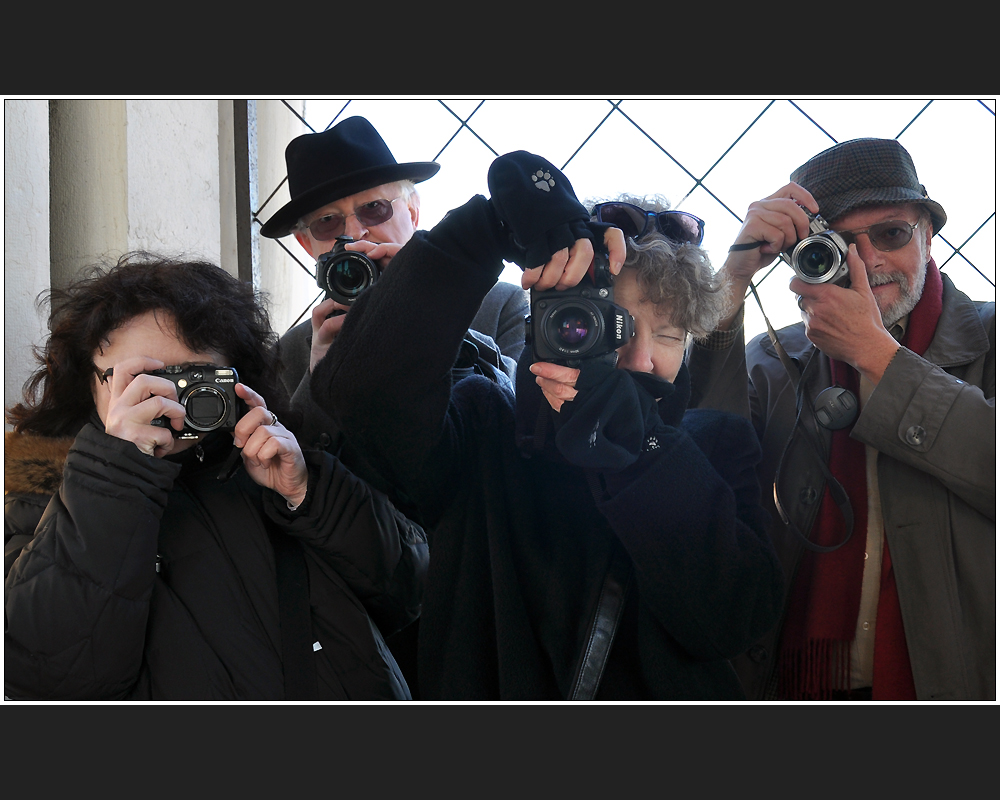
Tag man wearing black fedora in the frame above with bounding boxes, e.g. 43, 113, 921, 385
261, 116, 528, 462
688, 137, 995, 701
261, 116, 529, 695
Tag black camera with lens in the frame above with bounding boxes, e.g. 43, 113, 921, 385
316, 235, 380, 305
783, 212, 851, 287
525, 249, 635, 367
149, 364, 243, 440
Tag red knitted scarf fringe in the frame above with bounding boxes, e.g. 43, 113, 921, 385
776, 260, 943, 700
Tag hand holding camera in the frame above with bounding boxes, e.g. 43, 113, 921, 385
100, 357, 244, 457
233, 382, 308, 508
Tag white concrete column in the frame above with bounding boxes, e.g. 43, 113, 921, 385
48, 99, 129, 286
4, 99, 52, 423
124, 99, 222, 264
256, 99, 314, 336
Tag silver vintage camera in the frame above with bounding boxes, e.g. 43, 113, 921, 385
783, 212, 850, 286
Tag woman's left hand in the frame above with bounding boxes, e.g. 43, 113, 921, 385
233, 383, 308, 508
529, 361, 581, 412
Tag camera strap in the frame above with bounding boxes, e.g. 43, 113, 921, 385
740, 281, 856, 553
772, 350, 855, 552
568, 527, 632, 701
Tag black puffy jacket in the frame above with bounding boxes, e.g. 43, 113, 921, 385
4, 424, 428, 700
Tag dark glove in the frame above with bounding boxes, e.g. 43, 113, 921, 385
487, 151, 613, 270
551, 360, 687, 472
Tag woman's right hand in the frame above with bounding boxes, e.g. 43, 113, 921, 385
98, 356, 186, 457
520, 227, 627, 292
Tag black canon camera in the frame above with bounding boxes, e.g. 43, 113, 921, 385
316, 235, 380, 305
782, 211, 851, 287
525, 249, 635, 367
148, 364, 243, 440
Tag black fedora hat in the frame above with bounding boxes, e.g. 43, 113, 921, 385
260, 116, 440, 239
791, 137, 947, 234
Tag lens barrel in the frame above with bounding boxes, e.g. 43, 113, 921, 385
792, 236, 842, 281
786, 217, 850, 286
541, 300, 604, 357
182, 385, 230, 431
317, 237, 379, 305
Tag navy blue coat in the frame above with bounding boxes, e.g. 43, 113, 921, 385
314, 195, 784, 700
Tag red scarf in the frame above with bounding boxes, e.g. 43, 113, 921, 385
776, 260, 943, 700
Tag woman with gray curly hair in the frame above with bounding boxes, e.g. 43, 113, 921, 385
532, 193, 729, 413
586, 193, 728, 338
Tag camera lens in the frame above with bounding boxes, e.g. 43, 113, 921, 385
321, 251, 377, 304
542, 301, 602, 356
331, 258, 370, 297
183, 386, 229, 431
554, 309, 590, 346
792, 236, 843, 283
798, 243, 834, 278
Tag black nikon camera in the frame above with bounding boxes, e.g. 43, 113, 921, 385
783, 211, 851, 287
316, 235, 379, 305
148, 364, 243, 440
525, 249, 635, 367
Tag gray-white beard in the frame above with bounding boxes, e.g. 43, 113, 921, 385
869, 262, 928, 328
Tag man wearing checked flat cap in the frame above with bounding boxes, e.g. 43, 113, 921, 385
688, 137, 995, 701
261, 116, 528, 464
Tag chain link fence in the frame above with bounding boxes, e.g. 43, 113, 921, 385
253, 98, 995, 341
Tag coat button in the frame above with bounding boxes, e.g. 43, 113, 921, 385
905, 425, 926, 446
799, 486, 819, 505
747, 644, 768, 663
317, 432, 332, 447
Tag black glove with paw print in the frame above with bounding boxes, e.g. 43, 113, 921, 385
487, 151, 614, 269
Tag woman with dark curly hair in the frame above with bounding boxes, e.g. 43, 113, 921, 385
5, 253, 427, 700
7, 252, 290, 440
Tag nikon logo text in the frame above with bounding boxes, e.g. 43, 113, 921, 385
615, 314, 624, 339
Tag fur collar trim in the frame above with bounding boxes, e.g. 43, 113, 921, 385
4, 431, 75, 496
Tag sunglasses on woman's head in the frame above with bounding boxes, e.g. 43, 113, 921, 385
300, 197, 402, 242
591, 202, 705, 246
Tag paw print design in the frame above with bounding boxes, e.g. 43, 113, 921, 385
532, 169, 555, 192
589, 420, 600, 448
644, 435, 660, 451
